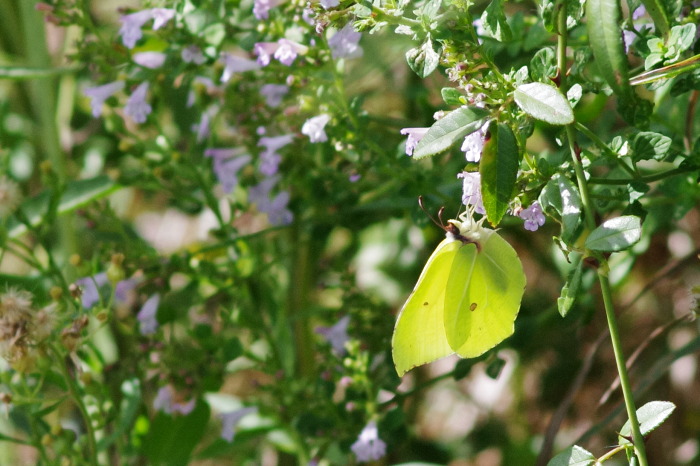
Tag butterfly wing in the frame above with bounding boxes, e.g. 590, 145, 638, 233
392, 239, 460, 376
444, 230, 526, 357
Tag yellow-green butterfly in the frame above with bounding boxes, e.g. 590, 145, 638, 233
392, 209, 526, 376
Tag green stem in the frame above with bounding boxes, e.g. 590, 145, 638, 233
558, 4, 648, 465
589, 166, 696, 185
50, 345, 98, 465
574, 122, 637, 178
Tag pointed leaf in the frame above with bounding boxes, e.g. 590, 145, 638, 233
618, 401, 676, 446
632, 132, 672, 161
557, 253, 583, 317
413, 106, 490, 159
585, 215, 642, 252
514, 82, 574, 125
481, 0, 512, 42
586, 0, 632, 97
538, 174, 582, 244
547, 445, 596, 466
406, 37, 440, 78
480, 123, 519, 226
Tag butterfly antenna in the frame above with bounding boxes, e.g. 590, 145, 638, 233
417, 196, 445, 229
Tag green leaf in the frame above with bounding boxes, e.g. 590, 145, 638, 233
412, 106, 490, 159
441, 87, 463, 106
547, 445, 596, 466
632, 132, 672, 161
481, 0, 512, 42
557, 253, 583, 317
514, 83, 574, 125
406, 37, 440, 78
586, 0, 632, 97
142, 399, 210, 464
530, 47, 557, 82
585, 215, 642, 252
539, 174, 582, 243
638, 0, 669, 36
618, 401, 676, 446
97, 379, 142, 451
480, 123, 519, 226
7, 175, 120, 238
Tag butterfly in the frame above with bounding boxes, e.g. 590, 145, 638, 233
392, 203, 526, 376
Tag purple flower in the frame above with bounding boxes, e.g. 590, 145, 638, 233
119, 10, 152, 49
519, 202, 545, 231
205, 149, 252, 193
349, 173, 361, 182
253, 0, 284, 20
623, 30, 636, 53
124, 82, 152, 124
133, 51, 166, 69
115, 277, 140, 303
181, 45, 206, 65
461, 122, 489, 163
220, 407, 258, 442
265, 191, 294, 225
320, 0, 340, 8
399, 127, 429, 156
302, 8, 315, 25
258, 134, 293, 176
315, 315, 350, 355
260, 84, 289, 107
137, 294, 160, 335
249, 175, 279, 206
632, 5, 646, 20
150, 8, 175, 30
301, 114, 331, 143
220, 53, 261, 82
351, 421, 386, 463
328, 23, 363, 59
153, 385, 196, 415
254, 42, 279, 66
273, 39, 307, 66
457, 172, 485, 214
75, 272, 109, 309
84, 80, 125, 117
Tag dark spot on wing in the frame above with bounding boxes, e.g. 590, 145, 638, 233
470, 302, 477, 311
423, 302, 429, 306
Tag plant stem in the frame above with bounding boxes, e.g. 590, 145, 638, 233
557, 4, 648, 465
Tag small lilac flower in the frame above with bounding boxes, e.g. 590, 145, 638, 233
623, 30, 636, 53
75, 272, 109, 309
150, 8, 175, 30
264, 191, 293, 225
253, 0, 284, 20
249, 175, 279, 206
133, 51, 166, 69
328, 23, 363, 60
302, 8, 315, 25
254, 42, 279, 66
461, 122, 489, 163
400, 127, 429, 156
119, 10, 152, 49
205, 149, 252, 193
351, 421, 387, 463
84, 80, 125, 117
259, 151, 282, 176
220, 53, 261, 82
137, 294, 160, 335
258, 134, 294, 155
182, 45, 206, 65
320, 0, 340, 9
519, 202, 546, 231
315, 315, 350, 355
349, 173, 361, 182
301, 114, 331, 143
457, 172, 485, 214
273, 39, 308, 66
153, 385, 196, 415
260, 84, 289, 107
115, 277, 140, 303
632, 5, 646, 20
220, 407, 258, 442
124, 82, 152, 124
